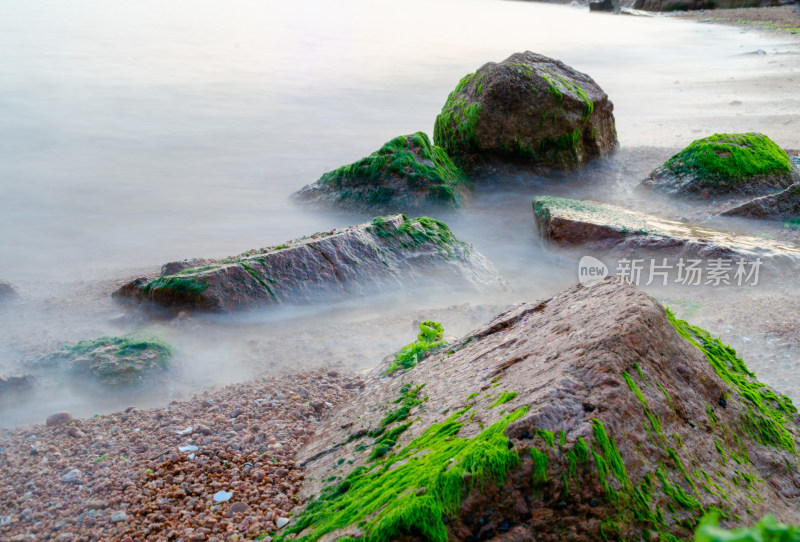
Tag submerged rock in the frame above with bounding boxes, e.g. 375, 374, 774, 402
289, 279, 800, 541
721, 183, 800, 221
0, 280, 18, 302
113, 215, 507, 314
532, 195, 800, 262
433, 51, 617, 176
642, 133, 799, 197
0, 374, 33, 396
38, 336, 173, 386
294, 132, 472, 211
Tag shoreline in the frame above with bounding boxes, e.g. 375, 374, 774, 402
671, 5, 800, 36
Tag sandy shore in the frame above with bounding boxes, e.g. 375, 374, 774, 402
0, 370, 363, 541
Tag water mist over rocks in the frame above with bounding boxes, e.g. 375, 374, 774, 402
0, 0, 799, 525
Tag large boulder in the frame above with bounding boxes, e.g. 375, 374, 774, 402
113, 215, 507, 314
38, 336, 173, 386
721, 183, 800, 221
533, 195, 800, 262
283, 279, 800, 541
294, 133, 472, 211
641, 133, 799, 197
433, 51, 618, 176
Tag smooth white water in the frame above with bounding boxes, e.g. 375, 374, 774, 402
1, 0, 800, 425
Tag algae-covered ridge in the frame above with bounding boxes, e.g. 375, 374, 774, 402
276, 309, 800, 542
664, 133, 793, 188
532, 195, 655, 235
140, 215, 466, 295
315, 132, 472, 207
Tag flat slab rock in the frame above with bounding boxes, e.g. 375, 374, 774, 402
533, 195, 800, 263
291, 279, 800, 541
722, 183, 800, 221
113, 215, 508, 314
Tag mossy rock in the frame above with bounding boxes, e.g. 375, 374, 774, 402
294, 132, 472, 212
642, 133, 800, 196
41, 336, 173, 386
286, 280, 800, 542
432, 51, 618, 176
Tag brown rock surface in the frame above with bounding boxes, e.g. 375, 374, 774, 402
291, 279, 800, 541
722, 183, 800, 221
112, 215, 507, 315
433, 51, 618, 176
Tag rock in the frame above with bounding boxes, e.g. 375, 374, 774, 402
160, 258, 209, 276
433, 51, 617, 176
46, 411, 73, 427
38, 336, 173, 386
721, 183, 800, 221
641, 133, 799, 197
0, 374, 34, 396
276, 517, 289, 529
213, 490, 233, 503
109, 511, 128, 523
228, 502, 250, 517
60, 469, 82, 484
294, 132, 472, 211
66, 427, 86, 439
113, 215, 508, 314
532, 195, 800, 262
292, 279, 800, 541
0, 280, 17, 302
633, 0, 779, 11
589, 0, 616, 11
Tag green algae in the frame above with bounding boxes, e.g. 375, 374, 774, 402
667, 309, 798, 454
530, 448, 549, 486
387, 320, 446, 375
664, 133, 792, 189
279, 406, 530, 542
695, 512, 800, 542
624, 371, 666, 444
381, 384, 424, 426
44, 335, 173, 386
370, 215, 462, 259
489, 390, 517, 408
541, 68, 594, 121
143, 275, 209, 297
317, 132, 471, 207
433, 73, 483, 157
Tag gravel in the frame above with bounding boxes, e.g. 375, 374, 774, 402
0, 369, 363, 541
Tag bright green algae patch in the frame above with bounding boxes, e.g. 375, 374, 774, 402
667, 309, 798, 454
279, 407, 529, 542
696, 512, 800, 542
433, 73, 483, 158
387, 320, 446, 375
664, 133, 793, 188
316, 132, 471, 207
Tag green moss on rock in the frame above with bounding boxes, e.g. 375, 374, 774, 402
645, 133, 799, 195
303, 132, 471, 210
278, 406, 529, 542
42, 336, 173, 386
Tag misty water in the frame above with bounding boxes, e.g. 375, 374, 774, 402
2, 0, 800, 426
